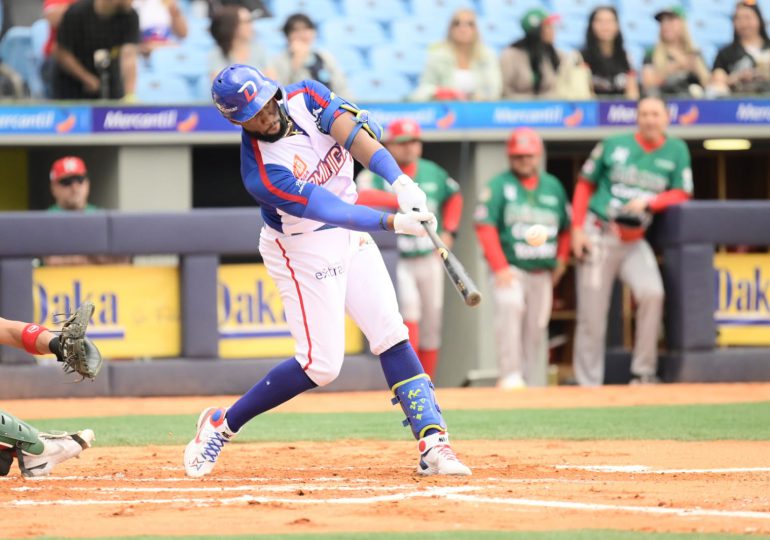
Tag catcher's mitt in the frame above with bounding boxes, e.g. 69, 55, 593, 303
56, 302, 103, 381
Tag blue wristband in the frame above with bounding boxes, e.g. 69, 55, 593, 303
368, 148, 403, 184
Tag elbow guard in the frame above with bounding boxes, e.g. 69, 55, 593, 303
319, 94, 383, 150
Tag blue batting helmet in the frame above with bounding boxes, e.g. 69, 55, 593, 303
211, 64, 281, 123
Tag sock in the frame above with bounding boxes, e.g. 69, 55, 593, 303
418, 349, 438, 379
225, 357, 317, 432
379, 340, 440, 439
404, 320, 419, 353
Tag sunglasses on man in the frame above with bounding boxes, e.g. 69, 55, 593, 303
57, 176, 87, 187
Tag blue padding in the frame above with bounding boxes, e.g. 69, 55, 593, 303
0, 212, 109, 256
391, 374, 446, 439
343, 122, 365, 150
318, 95, 346, 133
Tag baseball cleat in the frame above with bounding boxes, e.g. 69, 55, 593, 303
18, 429, 95, 478
184, 407, 236, 478
416, 431, 471, 476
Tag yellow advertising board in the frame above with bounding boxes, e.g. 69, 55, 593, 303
714, 253, 770, 346
33, 265, 181, 357
218, 264, 364, 358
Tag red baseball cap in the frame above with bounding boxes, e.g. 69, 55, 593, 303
385, 118, 422, 143
507, 127, 543, 156
50, 156, 87, 183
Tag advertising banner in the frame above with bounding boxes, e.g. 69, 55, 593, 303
0, 106, 90, 134
218, 264, 364, 358
713, 253, 770, 346
33, 265, 181, 357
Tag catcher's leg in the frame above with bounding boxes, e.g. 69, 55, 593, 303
0, 409, 94, 478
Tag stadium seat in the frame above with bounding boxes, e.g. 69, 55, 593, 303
554, 17, 587, 50
620, 17, 660, 49
689, 13, 733, 50
476, 17, 519, 52
319, 43, 368, 74
699, 43, 718, 69
137, 73, 194, 103
693, 0, 735, 17
320, 19, 387, 50
341, 0, 408, 23
370, 43, 426, 78
348, 71, 413, 102
617, 0, 683, 19
272, 0, 337, 25
0, 25, 43, 97
551, 0, 612, 18
30, 17, 48, 59
149, 46, 209, 82
477, 0, 543, 21
392, 19, 446, 48
252, 17, 286, 58
411, 0, 477, 27
183, 16, 215, 49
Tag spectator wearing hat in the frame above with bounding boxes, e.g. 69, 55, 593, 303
45, 157, 129, 266
711, 1, 770, 95
581, 6, 639, 98
208, 5, 268, 80
413, 7, 502, 101
355, 118, 463, 379
642, 6, 709, 97
474, 127, 570, 389
266, 13, 348, 96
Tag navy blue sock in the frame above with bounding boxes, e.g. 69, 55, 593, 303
379, 340, 440, 438
225, 357, 317, 432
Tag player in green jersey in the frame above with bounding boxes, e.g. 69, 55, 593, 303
571, 96, 692, 386
475, 127, 570, 389
356, 118, 463, 378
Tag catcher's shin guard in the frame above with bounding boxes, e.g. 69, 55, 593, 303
390, 374, 446, 439
0, 410, 45, 455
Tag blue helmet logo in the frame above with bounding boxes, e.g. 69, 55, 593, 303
212, 64, 282, 123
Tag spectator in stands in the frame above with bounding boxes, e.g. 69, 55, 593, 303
45, 156, 130, 266
642, 7, 709, 97
132, 0, 187, 57
266, 13, 348, 95
581, 6, 639, 99
413, 7, 501, 101
52, 0, 140, 100
500, 7, 592, 99
711, 1, 770, 95
41, 0, 77, 98
209, 5, 267, 80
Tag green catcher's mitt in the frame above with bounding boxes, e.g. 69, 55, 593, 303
55, 302, 103, 381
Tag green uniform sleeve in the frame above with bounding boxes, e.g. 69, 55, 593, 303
579, 142, 606, 185
669, 139, 694, 194
445, 176, 461, 197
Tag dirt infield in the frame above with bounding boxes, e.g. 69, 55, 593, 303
2, 384, 770, 539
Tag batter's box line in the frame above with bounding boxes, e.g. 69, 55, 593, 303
556, 465, 770, 474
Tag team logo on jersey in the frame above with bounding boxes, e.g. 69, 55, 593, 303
293, 155, 308, 179
539, 194, 559, 207
611, 146, 629, 164
238, 81, 258, 103
504, 185, 517, 201
654, 158, 675, 171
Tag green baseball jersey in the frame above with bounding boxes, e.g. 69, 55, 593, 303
47, 203, 100, 212
475, 171, 570, 271
580, 133, 693, 221
356, 158, 460, 257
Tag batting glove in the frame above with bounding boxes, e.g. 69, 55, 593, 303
393, 174, 428, 213
393, 211, 437, 236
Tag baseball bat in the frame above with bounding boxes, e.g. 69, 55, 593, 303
422, 223, 482, 307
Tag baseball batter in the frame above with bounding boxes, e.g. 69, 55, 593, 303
474, 128, 570, 389
0, 315, 96, 477
184, 64, 471, 478
356, 118, 463, 378
572, 96, 692, 386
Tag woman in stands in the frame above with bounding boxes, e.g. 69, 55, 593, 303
711, 1, 770, 95
413, 7, 501, 101
641, 6, 709, 97
208, 5, 268, 80
580, 6, 639, 99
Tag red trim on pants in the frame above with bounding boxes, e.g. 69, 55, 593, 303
275, 238, 313, 371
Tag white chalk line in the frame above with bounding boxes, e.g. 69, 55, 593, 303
11, 483, 426, 494
556, 465, 770, 474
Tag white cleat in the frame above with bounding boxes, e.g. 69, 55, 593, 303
416, 431, 472, 476
184, 407, 236, 478
19, 429, 95, 478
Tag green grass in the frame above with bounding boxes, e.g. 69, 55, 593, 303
29, 402, 770, 447
33, 531, 770, 540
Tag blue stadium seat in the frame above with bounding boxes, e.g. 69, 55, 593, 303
478, 0, 543, 21
693, 0, 735, 17
689, 13, 733, 50
0, 25, 43, 97
620, 16, 660, 49
193, 73, 213, 102
342, 0, 408, 23
272, 0, 337, 25
137, 73, 194, 103
554, 17, 586, 50
617, 0, 682, 19
319, 43, 368, 74
149, 46, 209, 82
183, 16, 215, 49
30, 18, 48, 59
320, 19, 386, 50
699, 43, 718, 69
348, 70, 413, 102
476, 17, 519, 51
252, 17, 286, 58
412, 0, 477, 27
369, 43, 426, 78
551, 0, 613, 17
392, 19, 446, 48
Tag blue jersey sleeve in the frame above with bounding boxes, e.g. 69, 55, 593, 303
304, 186, 387, 232
243, 164, 315, 217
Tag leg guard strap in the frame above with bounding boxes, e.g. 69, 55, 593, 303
390, 374, 446, 439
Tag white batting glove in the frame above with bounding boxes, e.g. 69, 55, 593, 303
393, 211, 437, 237
393, 174, 428, 213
